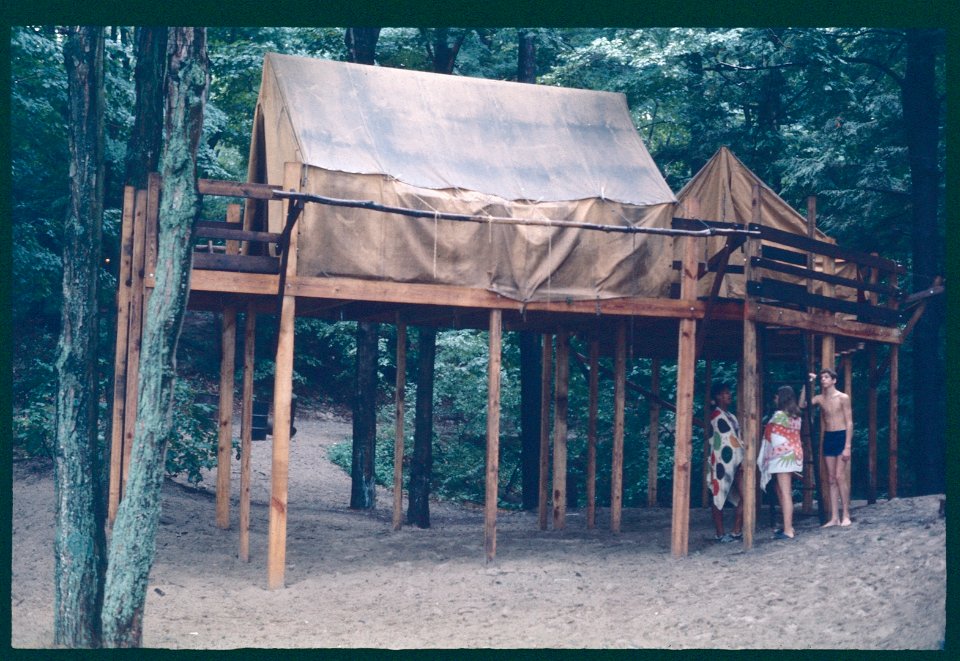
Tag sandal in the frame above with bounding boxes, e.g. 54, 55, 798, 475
714, 533, 735, 543
773, 530, 795, 540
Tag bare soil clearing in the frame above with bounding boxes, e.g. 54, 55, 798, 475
11, 408, 945, 649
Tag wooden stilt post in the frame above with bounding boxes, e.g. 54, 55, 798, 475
586, 337, 599, 528
819, 334, 836, 516
538, 334, 552, 530
552, 331, 570, 530
888, 345, 899, 499
648, 357, 662, 508
108, 186, 136, 524
611, 322, 627, 533
239, 304, 256, 562
842, 354, 853, 502
671, 228, 698, 556
392, 321, 407, 531
121, 188, 148, 494
267, 162, 303, 590
739, 185, 762, 551
867, 344, 878, 504
216, 204, 241, 530
802, 196, 817, 515
700, 358, 712, 509
485, 309, 502, 562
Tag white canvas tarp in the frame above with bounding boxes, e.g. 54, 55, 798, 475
249, 53, 680, 302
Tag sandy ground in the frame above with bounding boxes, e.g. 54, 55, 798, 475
11, 408, 946, 649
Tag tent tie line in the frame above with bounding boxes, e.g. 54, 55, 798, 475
271, 189, 762, 238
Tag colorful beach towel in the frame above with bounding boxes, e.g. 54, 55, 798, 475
759, 410, 804, 491
709, 407, 743, 510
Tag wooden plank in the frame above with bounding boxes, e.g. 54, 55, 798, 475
108, 186, 136, 524
739, 184, 762, 551
750, 304, 902, 344
239, 306, 256, 562
761, 244, 808, 267
537, 334, 552, 531
752, 257, 900, 298
648, 357, 661, 508
611, 322, 626, 533
552, 332, 570, 531
198, 177, 281, 200
748, 279, 900, 326
671, 232, 698, 556
755, 223, 905, 274
267, 162, 303, 590
392, 321, 407, 531
192, 252, 280, 274
888, 345, 899, 499
216, 305, 236, 529
121, 188, 148, 494
144, 173, 160, 282
484, 309, 502, 562
290, 276, 716, 319
586, 337, 599, 528
802, 197, 816, 516
867, 344, 878, 505
194, 221, 282, 244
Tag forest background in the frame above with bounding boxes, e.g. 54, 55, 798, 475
9, 25, 947, 517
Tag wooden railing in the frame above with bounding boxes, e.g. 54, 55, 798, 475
671, 218, 905, 327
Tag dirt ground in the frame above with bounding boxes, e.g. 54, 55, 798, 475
11, 408, 946, 649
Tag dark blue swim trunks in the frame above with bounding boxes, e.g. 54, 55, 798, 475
823, 429, 846, 456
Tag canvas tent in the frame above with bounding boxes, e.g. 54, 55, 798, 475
247, 53, 681, 303
675, 146, 857, 301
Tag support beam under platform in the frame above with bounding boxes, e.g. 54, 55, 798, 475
485, 309, 502, 562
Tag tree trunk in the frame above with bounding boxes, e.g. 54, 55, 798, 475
101, 27, 208, 647
517, 29, 536, 83
350, 321, 379, 509
903, 29, 945, 494
124, 27, 167, 189
518, 332, 542, 510
407, 327, 436, 527
54, 25, 106, 648
345, 28, 380, 65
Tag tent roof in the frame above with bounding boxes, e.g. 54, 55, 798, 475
676, 146, 831, 242
262, 53, 676, 206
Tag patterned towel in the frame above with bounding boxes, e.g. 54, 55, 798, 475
759, 410, 803, 491
709, 408, 743, 509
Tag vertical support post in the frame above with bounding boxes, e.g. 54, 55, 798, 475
537, 334, 552, 530
485, 309, 502, 562
121, 188, 148, 494
819, 335, 836, 515
586, 337, 599, 528
648, 357, 662, 508
867, 345, 878, 504
611, 322, 627, 532
842, 354, 854, 501
267, 162, 302, 590
888, 345, 899, 499
216, 204, 242, 529
239, 304, 256, 562
108, 186, 136, 524
671, 231, 698, 556
802, 196, 817, 514
552, 332, 570, 530
700, 358, 712, 508
392, 321, 407, 531
739, 185, 762, 551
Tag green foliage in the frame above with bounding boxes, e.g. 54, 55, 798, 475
162, 379, 221, 485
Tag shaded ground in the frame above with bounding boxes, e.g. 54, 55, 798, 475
11, 408, 946, 649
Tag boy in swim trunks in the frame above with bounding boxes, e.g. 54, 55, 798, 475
800, 368, 853, 527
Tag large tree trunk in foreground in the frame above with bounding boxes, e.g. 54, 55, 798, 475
345, 28, 380, 65
124, 27, 167, 189
407, 327, 437, 527
350, 322, 379, 509
54, 25, 106, 648
902, 29, 945, 494
101, 27, 208, 647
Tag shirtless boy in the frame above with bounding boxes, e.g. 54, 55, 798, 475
800, 368, 853, 527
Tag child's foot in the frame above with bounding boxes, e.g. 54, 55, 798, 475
840, 517, 852, 527
822, 519, 840, 528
